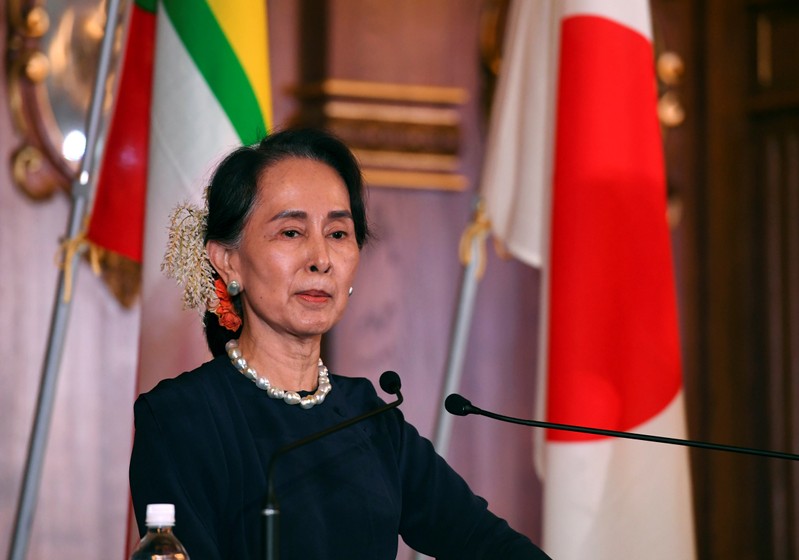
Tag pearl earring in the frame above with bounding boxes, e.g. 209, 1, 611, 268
348, 286, 353, 296
227, 280, 242, 296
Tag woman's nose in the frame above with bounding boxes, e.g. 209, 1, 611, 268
308, 235, 331, 273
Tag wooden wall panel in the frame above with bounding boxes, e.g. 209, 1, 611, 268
756, 111, 799, 560
699, 1, 772, 555
661, 0, 799, 557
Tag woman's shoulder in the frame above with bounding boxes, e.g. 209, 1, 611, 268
328, 373, 373, 390
327, 372, 406, 434
328, 373, 383, 404
136, 355, 232, 409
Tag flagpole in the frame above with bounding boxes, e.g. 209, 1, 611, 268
430, 200, 490, 457
8, 1, 125, 558
408, 202, 487, 560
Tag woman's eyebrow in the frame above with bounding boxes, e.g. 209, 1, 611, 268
269, 209, 306, 222
328, 210, 353, 220
268, 209, 353, 221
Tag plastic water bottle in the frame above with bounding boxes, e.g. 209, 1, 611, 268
130, 503, 190, 560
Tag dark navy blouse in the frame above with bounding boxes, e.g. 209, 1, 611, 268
130, 355, 549, 559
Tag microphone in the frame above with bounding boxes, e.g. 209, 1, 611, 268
445, 393, 799, 461
444, 393, 477, 416
263, 371, 404, 560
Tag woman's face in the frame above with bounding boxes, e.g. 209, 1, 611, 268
227, 157, 360, 339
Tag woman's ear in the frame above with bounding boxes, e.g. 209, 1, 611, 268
206, 241, 235, 284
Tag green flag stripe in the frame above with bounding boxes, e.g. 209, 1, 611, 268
135, 0, 157, 13
162, 0, 267, 144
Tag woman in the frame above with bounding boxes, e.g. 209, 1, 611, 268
129, 128, 550, 559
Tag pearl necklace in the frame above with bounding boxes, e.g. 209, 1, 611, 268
225, 339, 332, 409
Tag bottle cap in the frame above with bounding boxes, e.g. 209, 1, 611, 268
145, 503, 176, 527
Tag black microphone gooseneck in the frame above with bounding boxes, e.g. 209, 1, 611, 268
263, 371, 404, 560
445, 393, 799, 462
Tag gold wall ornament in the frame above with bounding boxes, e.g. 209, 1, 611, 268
11, 144, 64, 200
655, 50, 687, 128
5, 0, 128, 199
8, 4, 51, 38
22, 6, 51, 38
658, 91, 686, 127
657, 51, 685, 86
23, 50, 50, 82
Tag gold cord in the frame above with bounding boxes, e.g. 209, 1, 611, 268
458, 200, 492, 279
56, 232, 102, 302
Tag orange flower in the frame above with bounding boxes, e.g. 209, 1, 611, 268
213, 278, 242, 332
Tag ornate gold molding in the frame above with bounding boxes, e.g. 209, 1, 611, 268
294, 78, 468, 191
297, 78, 468, 105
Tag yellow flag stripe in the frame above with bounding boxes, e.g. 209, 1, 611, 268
206, 0, 273, 130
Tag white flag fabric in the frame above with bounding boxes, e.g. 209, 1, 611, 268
479, 0, 558, 269
480, 1, 696, 559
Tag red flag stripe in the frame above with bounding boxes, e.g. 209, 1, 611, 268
86, 4, 155, 263
546, 15, 682, 440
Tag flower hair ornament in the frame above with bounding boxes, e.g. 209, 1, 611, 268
161, 196, 242, 332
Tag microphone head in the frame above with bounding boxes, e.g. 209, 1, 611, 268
444, 393, 473, 416
379, 371, 401, 395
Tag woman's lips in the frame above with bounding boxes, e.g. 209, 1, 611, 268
297, 290, 331, 304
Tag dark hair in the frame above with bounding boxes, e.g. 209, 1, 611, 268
203, 128, 370, 356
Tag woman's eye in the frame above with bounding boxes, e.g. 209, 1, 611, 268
330, 231, 347, 239
282, 229, 300, 238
